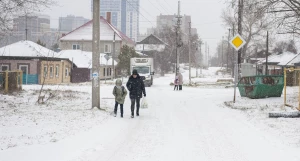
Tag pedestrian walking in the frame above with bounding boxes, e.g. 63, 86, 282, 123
126, 69, 146, 118
113, 79, 127, 118
178, 72, 183, 90
174, 75, 179, 91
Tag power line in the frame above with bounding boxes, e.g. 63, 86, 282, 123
155, 0, 173, 15
162, 0, 174, 13
125, 0, 155, 27
145, 0, 163, 13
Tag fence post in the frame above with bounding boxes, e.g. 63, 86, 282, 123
284, 68, 287, 106
5, 71, 8, 94
20, 70, 23, 87
19, 71, 23, 90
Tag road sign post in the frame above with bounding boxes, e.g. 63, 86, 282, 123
230, 34, 246, 103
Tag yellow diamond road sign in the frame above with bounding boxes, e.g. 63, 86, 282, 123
230, 34, 246, 51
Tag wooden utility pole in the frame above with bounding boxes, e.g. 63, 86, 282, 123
189, 22, 191, 85
222, 36, 224, 67
238, 0, 244, 65
199, 41, 203, 74
205, 42, 208, 67
25, 14, 28, 41
265, 31, 269, 75
112, 32, 116, 80
92, 0, 101, 109
234, 0, 243, 103
175, 0, 182, 75
208, 45, 210, 67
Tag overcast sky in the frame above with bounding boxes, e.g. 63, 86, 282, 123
42, 0, 227, 56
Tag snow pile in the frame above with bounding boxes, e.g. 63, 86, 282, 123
0, 85, 117, 151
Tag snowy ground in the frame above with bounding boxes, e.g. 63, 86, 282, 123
1, 67, 300, 161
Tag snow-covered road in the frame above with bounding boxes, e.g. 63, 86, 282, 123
1, 72, 300, 161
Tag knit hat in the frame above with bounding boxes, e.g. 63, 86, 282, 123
132, 69, 138, 75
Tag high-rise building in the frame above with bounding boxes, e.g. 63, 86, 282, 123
91, 0, 139, 42
13, 14, 50, 38
0, 14, 59, 48
59, 15, 90, 34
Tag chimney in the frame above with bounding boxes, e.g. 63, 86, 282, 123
106, 12, 111, 24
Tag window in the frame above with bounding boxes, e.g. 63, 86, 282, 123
49, 66, 54, 78
55, 65, 59, 77
43, 65, 48, 77
1, 65, 9, 71
103, 68, 106, 76
72, 44, 80, 50
65, 67, 69, 77
107, 68, 110, 76
104, 44, 111, 53
110, 68, 112, 76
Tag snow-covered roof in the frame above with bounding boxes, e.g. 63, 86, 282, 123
135, 44, 165, 52
60, 16, 134, 45
0, 41, 117, 69
58, 50, 118, 68
0, 41, 56, 57
260, 52, 298, 66
286, 53, 300, 66
57, 50, 92, 68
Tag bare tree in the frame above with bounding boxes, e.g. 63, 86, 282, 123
222, 0, 273, 58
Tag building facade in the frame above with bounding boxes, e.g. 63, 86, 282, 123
0, 14, 59, 48
59, 15, 90, 34
59, 17, 135, 57
91, 0, 139, 42
13, 14, 50, 41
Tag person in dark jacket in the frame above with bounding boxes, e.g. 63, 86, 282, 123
126, 69, 146, 118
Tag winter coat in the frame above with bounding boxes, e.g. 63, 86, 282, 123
178, 73, 183, 85
174, 76, 179, 85
113, 79, 127, 104
126, 74, 146, 99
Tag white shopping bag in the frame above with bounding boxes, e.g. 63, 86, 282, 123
141, 97, 148, 109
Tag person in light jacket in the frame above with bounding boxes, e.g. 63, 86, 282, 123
178, 72, 183, 90
113, 79, 127, 118
174, 75, 179, 91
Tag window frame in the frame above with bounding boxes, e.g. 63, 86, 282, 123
43, 65, 48, 78
104, 44, 111, 53
1, 64, 9, 71
55, 65, 59, 77
49, 66, 54, 78
65, 67, 69, 77
72, 44, 80, 50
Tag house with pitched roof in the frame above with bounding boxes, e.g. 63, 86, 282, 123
0, 41, 73, 84
0, 41, 118, 85
59, 16, 135, 57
